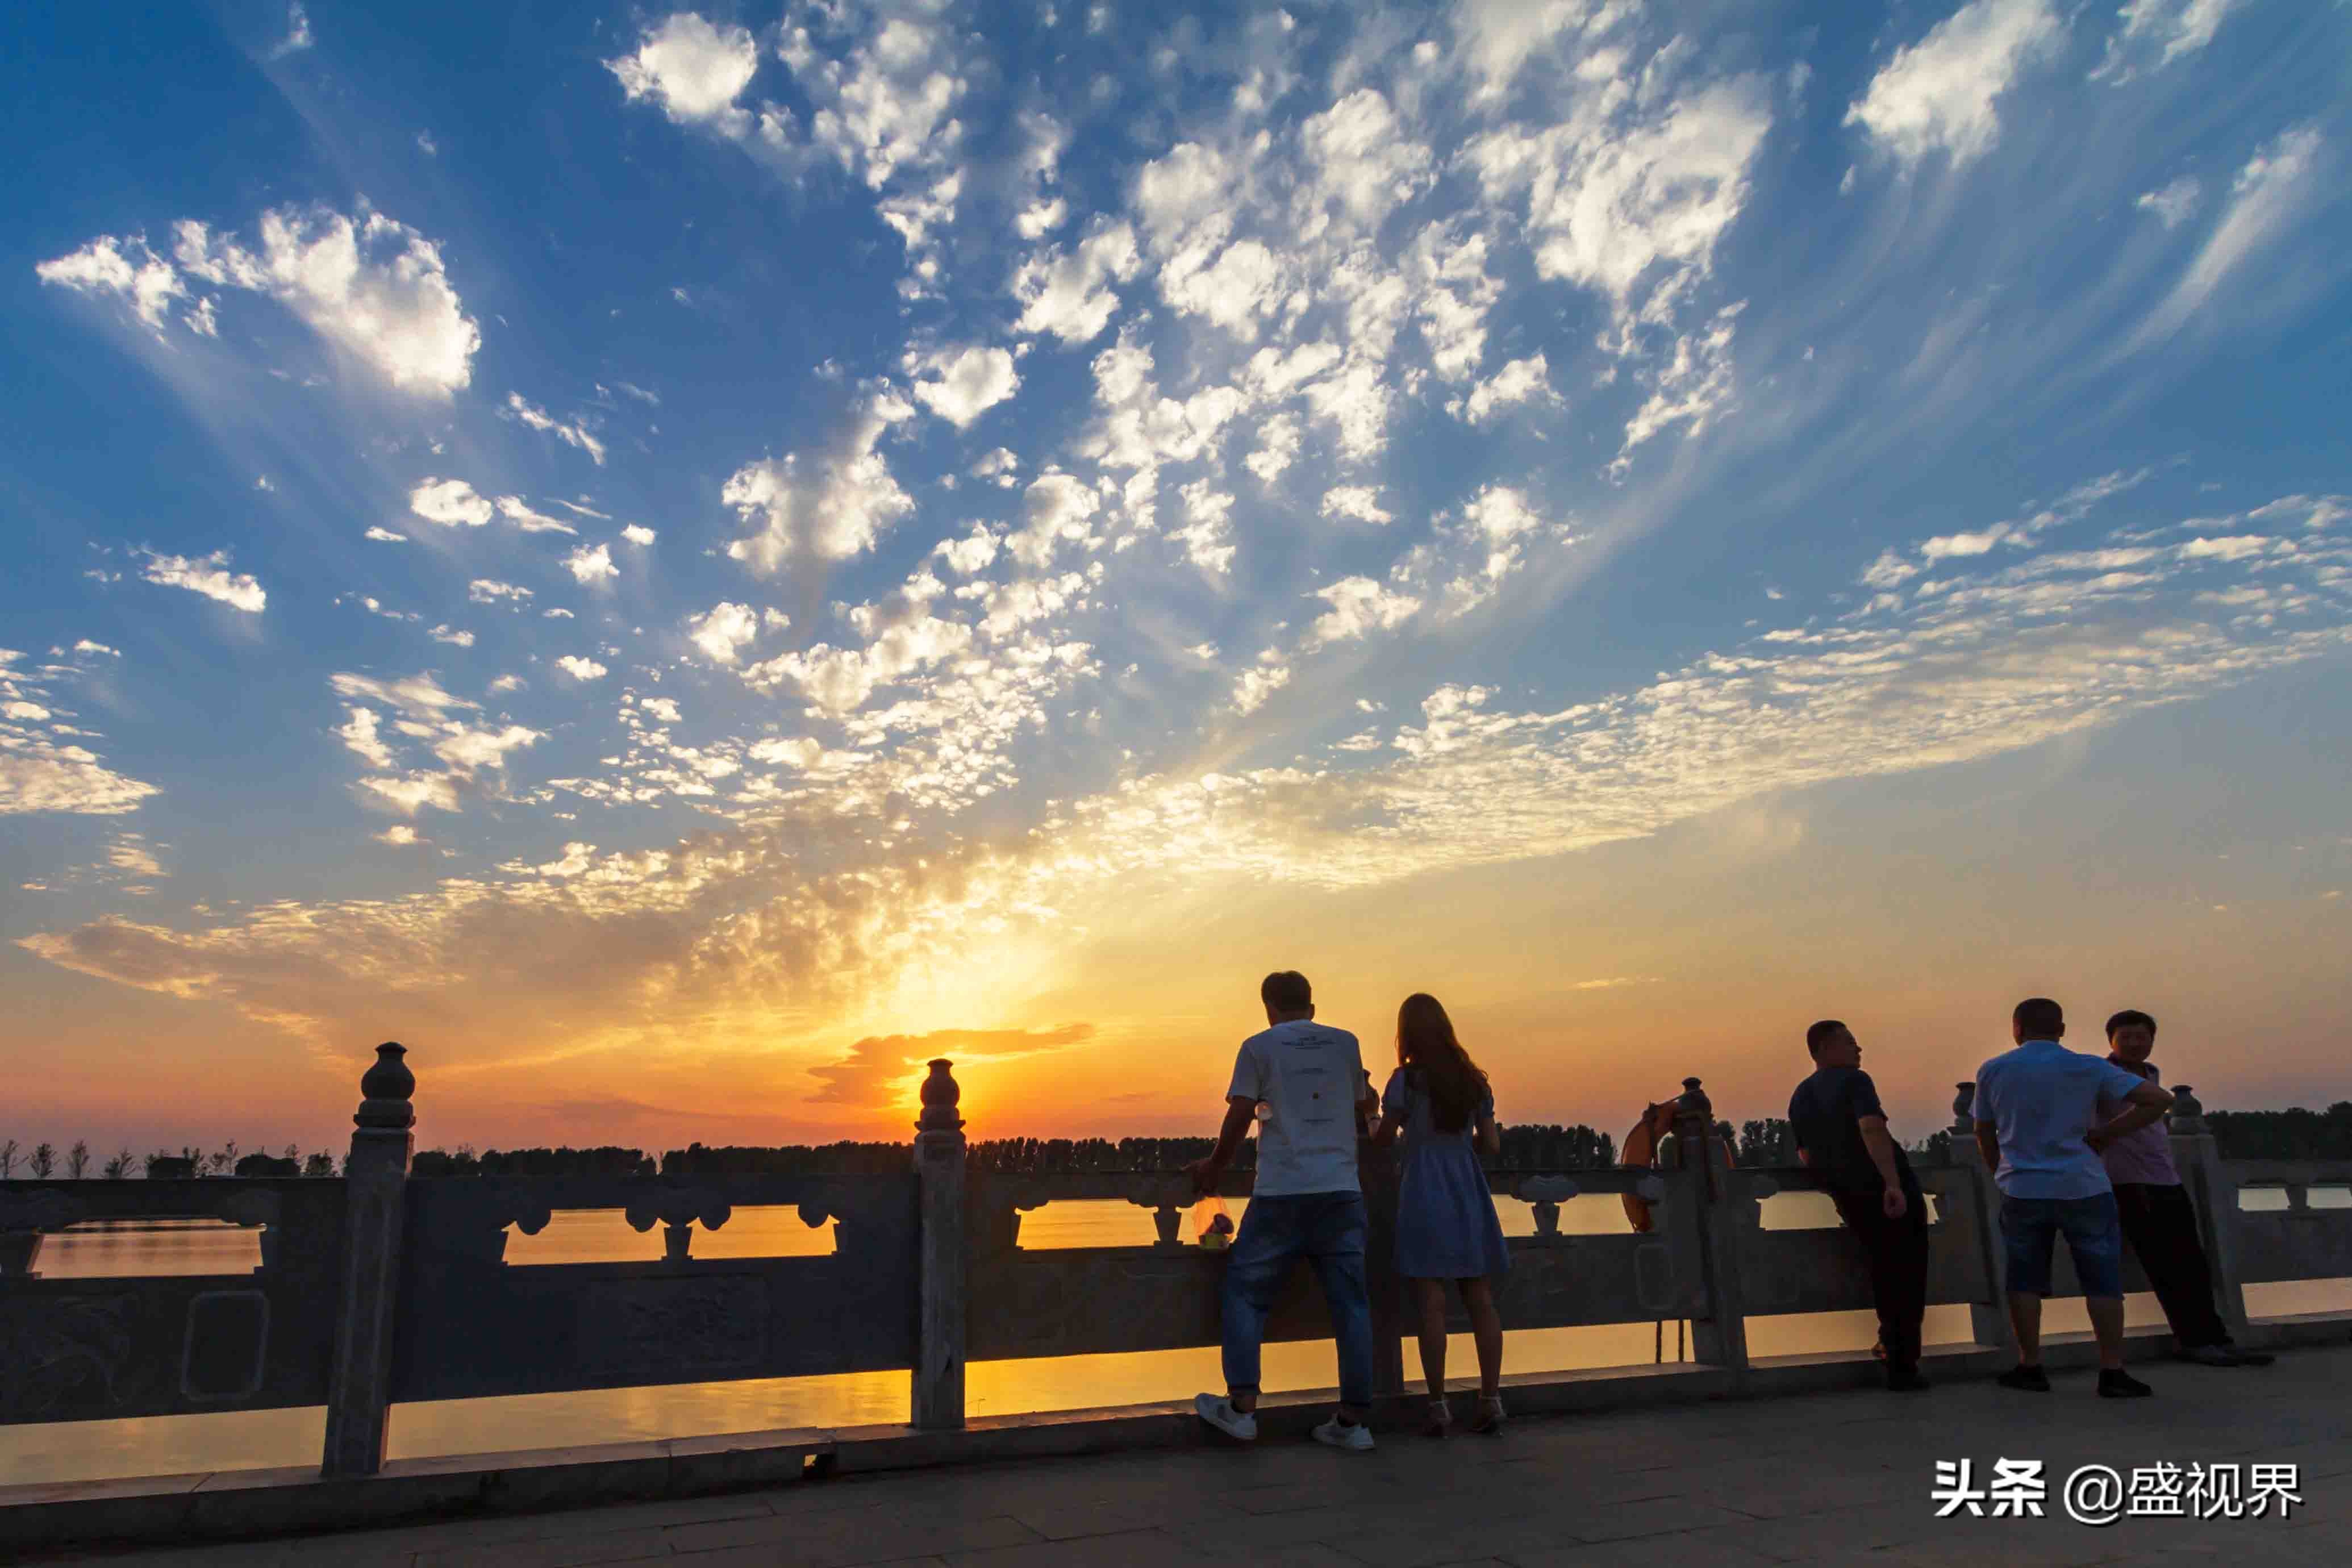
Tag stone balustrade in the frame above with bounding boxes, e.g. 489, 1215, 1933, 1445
2, 1051, 2349, 1479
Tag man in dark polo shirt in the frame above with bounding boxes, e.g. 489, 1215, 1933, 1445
1790, 1020, 1930, 1391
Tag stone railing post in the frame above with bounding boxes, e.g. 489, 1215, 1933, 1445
2164, 1085, 2253, 1348
1672, 1078, 1750, 1386
912, 1058, 966, 1431
320, 1042, 414, 1478
1948, 1081, 2012, 1353
1358, 1132, 1407, 1400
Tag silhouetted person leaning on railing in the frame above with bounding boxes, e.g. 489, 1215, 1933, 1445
1974, 997, 2172, 1398
1790, 1020, 1931, 1392
1370, 993, 1509, 1436
2100, 1008, 2272, 1367
1188, 970, 1382, 1451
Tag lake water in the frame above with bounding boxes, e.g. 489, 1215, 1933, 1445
6, 1188, 2345, 1486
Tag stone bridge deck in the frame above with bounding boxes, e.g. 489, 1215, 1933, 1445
30, 1344, 2352, 1567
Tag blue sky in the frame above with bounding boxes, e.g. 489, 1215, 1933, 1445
5, 1, 2349, 1152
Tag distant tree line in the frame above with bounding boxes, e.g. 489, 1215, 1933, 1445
0, 1139, 338, 1180
2204, 1104, 2352, 1160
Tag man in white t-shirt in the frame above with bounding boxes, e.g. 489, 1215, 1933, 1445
1188, 970, 1380, 1451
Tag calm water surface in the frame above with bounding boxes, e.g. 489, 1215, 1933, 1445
8, 1189, 2345, 1485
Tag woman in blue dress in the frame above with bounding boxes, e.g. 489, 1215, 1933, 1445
1373, 992, 1508, 1436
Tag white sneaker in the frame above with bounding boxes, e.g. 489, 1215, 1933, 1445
1195, 1392, 1258, 1441
1312, 1416, 1375, 1452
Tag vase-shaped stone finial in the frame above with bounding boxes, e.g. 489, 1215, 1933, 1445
2168, 1083, 2207, 1135
355, 1042, 415, 1131
1675, 1076, 1711, 1120
1951, 1082, 1975, 1135
918, 1058, 964, 1133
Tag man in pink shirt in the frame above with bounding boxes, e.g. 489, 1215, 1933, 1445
2101, 1009, 2272, 1368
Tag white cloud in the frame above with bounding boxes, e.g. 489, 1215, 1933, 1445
374, 824, 420, 846
556, 655, 608, 682
1012, 221, 1142, 344
1008, 472, 1100, 568
1297, 89, 1432, 239
971, 448, 1019, 487
1307, 577, 1420, 647
2094, 0, 2245, 84
1616, 305, 1741, 469
723, 390, 916, 575
1462, 352, 1553, 424
428, 624, 474, 647
335, 706, 397, 769
1161, 238, 1286, 341
432, 723, 542, 773
774, 7, 968, 190
1322, 486, 1393, 526
1171, 481, 1236, 574
934, 524, 999, 575
411, 478, 493, 527
622, 524, 657, 545
1244, 414, 1302, 483
2129, 126, 2325, 352
271, 3, 313, 59
365, 527, 407, 543
469, 579, 534, 605
741, 615, 973, 716
1016, 197, 1067, 240
1845, 0, 2061, 167
1468, 74, 1771, 319
564, 543, 619, 585
2136, 176, 2203, 229
686, 602, 761, 665
1233, 661, 1292, 715
1, 651, 159, 815
139, 549, 266, 614
172, 207, 480, 395
908, 344, 1020, 427
506, 393, 607, 465
35, 236, 187, 332
490, 495, 577, 534
606, 12, 759, 132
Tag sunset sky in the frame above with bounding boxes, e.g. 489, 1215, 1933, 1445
5, 0, 2348, 1163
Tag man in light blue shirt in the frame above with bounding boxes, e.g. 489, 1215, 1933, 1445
1974, 997, 2172, 1398
1188, 970, 1380, 1452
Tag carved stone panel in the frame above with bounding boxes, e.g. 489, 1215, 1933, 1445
0, 1292, 151, 1422
578, 1276, 766, 1382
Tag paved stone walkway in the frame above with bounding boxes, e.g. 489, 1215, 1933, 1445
39, 1346, 2352, 1567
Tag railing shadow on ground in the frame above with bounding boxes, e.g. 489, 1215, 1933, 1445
4, 1048, 2350, 1488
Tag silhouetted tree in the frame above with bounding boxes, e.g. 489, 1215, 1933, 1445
145, 1150, 198, 1179
28, 1142, 56, 1179
1736, 1119, 1798, 1166
101, 1149, 135, 1179
206, 1141, 239, 1177
66, 1140, 91, 1179
235, 1152, 301, 1178
302, 1151, 337, 1178
0, 1138, 16, 1178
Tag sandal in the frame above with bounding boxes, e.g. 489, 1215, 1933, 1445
1470, 1395, 1506, 1435
1424, 1398, 1453, 1437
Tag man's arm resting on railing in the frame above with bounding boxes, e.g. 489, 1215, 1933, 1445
2087, 1080, 2174, 1152
1858, 1114, 1908, 1218
1187, 1097, 1259, 1195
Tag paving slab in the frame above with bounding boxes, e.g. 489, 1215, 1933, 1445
24, 1342, 2350, 1567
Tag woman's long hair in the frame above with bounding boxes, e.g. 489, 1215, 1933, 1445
1396, 993, 1488, 1134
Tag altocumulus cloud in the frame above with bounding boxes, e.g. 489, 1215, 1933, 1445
808, 1024, 1098, 1105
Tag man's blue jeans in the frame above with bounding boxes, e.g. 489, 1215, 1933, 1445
1220, 1191, 1374, 1408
